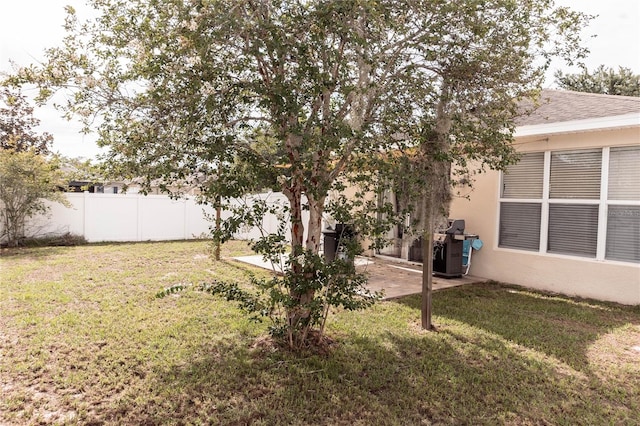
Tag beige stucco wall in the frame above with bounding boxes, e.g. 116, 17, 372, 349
449, 127, 640, 305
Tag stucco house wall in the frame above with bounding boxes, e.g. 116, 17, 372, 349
449, 96, 639, 305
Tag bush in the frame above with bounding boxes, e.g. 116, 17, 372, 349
2, 232, 87, 248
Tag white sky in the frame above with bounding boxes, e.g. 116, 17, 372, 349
1, 0, 639, 160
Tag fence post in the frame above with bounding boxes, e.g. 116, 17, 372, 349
136, 194, 142, 241
183, 197, 189, 240
82, 191, 88, 240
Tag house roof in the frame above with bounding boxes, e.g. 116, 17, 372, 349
516, 89, 640, 126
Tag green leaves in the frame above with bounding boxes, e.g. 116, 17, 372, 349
0, 150, 70, 247
200, 280, 269, 324
555, 65, 640, 97
0, 87, 53, 154
155, 283, 188, 298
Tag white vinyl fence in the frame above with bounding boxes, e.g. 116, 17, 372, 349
6, 191, 307, 243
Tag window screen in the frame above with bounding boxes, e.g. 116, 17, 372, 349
550, 150, 601, 199
606, 205, 640, 263
499, 202, 541, 250
608, 146, 640, 201
501, 152, 544, 198
547, 204, 598, 257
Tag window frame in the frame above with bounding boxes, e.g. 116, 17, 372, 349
498, 146, 640, 263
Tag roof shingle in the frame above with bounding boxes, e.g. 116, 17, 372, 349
516, 89, 640, 126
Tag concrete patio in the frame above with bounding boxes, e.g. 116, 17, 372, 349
232, 254, 485, 300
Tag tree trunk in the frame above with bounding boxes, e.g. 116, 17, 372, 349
420, 169, 450, 331
213, 195, 221, 261
285, 183, 305, 262
283, 181, 314, 337
421, 220, 435, 330
305, 195, 325, 253
419, 91, 453, 331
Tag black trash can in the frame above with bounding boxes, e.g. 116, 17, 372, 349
322, 224, 355, 262
322, 228, 339, 262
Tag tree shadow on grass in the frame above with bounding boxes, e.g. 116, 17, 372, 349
393, 282, 640, 373
96, 322, 636, 425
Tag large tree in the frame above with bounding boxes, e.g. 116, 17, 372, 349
555, 65, 640, 96
8, 0, 588, 346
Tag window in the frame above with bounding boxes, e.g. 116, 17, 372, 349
499, 146, 640, 264
608, 146, 640, 200
499, 203, 541, 251
547, 204, 598, 257
606, 146, 640, 262
606, 206, 640, 262
549, 150, 601, 199
499, 152, 543, 251
547, 149, 600, 257
501, 152, 544, 198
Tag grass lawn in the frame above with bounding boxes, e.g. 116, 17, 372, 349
1, 240, 639, 425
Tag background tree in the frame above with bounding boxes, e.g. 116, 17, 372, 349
0, 150, 69, 247
0, 86, 65, 246
554, 65, 640, 96
59, 155, 105, 187
8, 0, 588, 346
0, 86, 53, 153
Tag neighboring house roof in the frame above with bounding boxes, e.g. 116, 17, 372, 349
515, 89, 640, 137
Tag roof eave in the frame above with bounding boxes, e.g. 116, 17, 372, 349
515, 112, 640, 138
